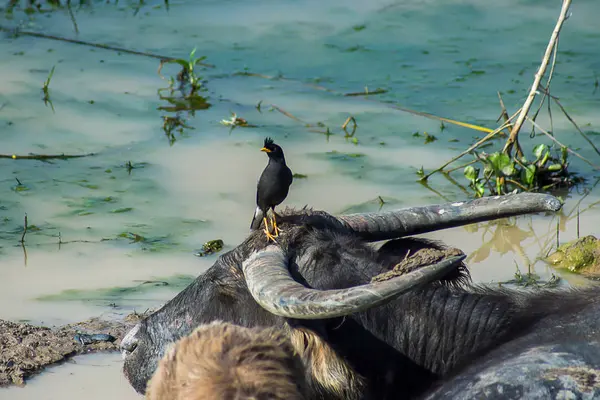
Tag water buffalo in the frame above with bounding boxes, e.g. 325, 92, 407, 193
145, 321, 310, 400
122, 193, 600, 399
122, 219, 464, 399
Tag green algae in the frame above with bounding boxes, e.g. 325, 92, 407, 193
36, 274, 196, 306
546, 235, 600, 276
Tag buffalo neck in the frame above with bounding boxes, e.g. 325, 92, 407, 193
318, 286, 530, 398
352, 286, 538, 376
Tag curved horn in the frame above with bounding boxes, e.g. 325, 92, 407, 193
337, 193, 562, 242
242, 245, 466, 319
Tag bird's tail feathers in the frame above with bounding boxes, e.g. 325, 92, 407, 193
250, 207, 264, 230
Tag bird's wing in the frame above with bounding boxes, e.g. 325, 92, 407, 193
255, 167, 268, 205
286, 166, 293, 186
249, 206, 264, 230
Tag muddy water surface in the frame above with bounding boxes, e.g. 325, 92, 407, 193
1, 0, 599, 398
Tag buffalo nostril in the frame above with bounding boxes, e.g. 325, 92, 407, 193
121, 339, 138, 353
120, 324, 141, 357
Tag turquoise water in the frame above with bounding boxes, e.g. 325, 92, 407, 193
0, 0, 599, 397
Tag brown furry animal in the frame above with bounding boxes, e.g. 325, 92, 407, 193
145, 321, 309, 400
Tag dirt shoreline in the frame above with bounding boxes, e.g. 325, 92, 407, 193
0, 312, 150, 387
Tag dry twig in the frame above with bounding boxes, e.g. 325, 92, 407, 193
344, 88, 388, 97
66, 0, 79, 34
503, 0, 572, 154
549, 94, 600, 157
496, 92, 510, 127
233, 71, 332, 92
526, 117, 600, 170
20, 213, 28, 244
530, 33, 560, 137
390, 103, 495, 134
342, 116, 357, 136
0, 27, 214, 67
0, 153, 95, 160
270, 105, 310, 125
420, 110, 519, 181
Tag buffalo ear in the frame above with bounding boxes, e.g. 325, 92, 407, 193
288, 327, 364, 400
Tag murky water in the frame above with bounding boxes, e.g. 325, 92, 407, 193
1, 0, 599, 397
3, 353, 138, 399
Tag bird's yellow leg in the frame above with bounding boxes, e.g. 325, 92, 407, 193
271, 213, 281, 237
262, 216, 270, 231
263, 216, 277, 242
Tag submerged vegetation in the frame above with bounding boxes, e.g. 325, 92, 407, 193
157, 48, 211, 145
498, 266, 561, 289
41, 65, 55, 112
194, 239, 224, 257
36, 274, 195, 306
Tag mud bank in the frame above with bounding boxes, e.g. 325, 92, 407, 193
0, 312, 150, 387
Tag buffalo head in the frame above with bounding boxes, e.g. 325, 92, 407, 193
121, 194, 561, 396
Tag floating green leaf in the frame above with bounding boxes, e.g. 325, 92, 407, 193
560, 146, 568, 164
464, 165, 479, 182
423, 132, 437, 144
533, 144, 549, 160
475, 181, 485, 197
547, 164, 563, 172
503, 165, 517, 176
111, 207, 133, 214
521, 164, 536, 187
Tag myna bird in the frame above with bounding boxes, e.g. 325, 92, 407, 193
250, 137, 293, 241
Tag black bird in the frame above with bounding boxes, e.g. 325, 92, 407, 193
250, 137, 293, 241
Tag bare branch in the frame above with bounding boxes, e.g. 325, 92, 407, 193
526, 117, 600, 170
504, 0, 572, 154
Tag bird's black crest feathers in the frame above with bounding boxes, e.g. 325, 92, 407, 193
264, 137, 274, 147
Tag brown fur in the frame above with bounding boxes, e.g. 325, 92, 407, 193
146, 321, 363, 400
287, 326, 364, 400
146, 321, 308, 400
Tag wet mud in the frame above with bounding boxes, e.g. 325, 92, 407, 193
0, 312, 150, 387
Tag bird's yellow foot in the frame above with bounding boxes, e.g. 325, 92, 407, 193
263, 226, 278, 242
263, 216, 278, 242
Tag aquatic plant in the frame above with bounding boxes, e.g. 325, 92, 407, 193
158, 47, 207, 96
463, 144, 578, 197
220, 112, 253, 132
5, 0, 81, 32
162, 115, 194, 146
498, 264, 561, 289
194, 239, 224, 257
416, 0, 597, 197
41, 65, 55, 112
157, 48, 212, 144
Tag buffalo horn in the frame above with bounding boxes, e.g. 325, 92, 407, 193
337, 192, 562, 242
242, 245, 466, 319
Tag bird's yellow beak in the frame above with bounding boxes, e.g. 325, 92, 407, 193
261, 147, 272, 153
